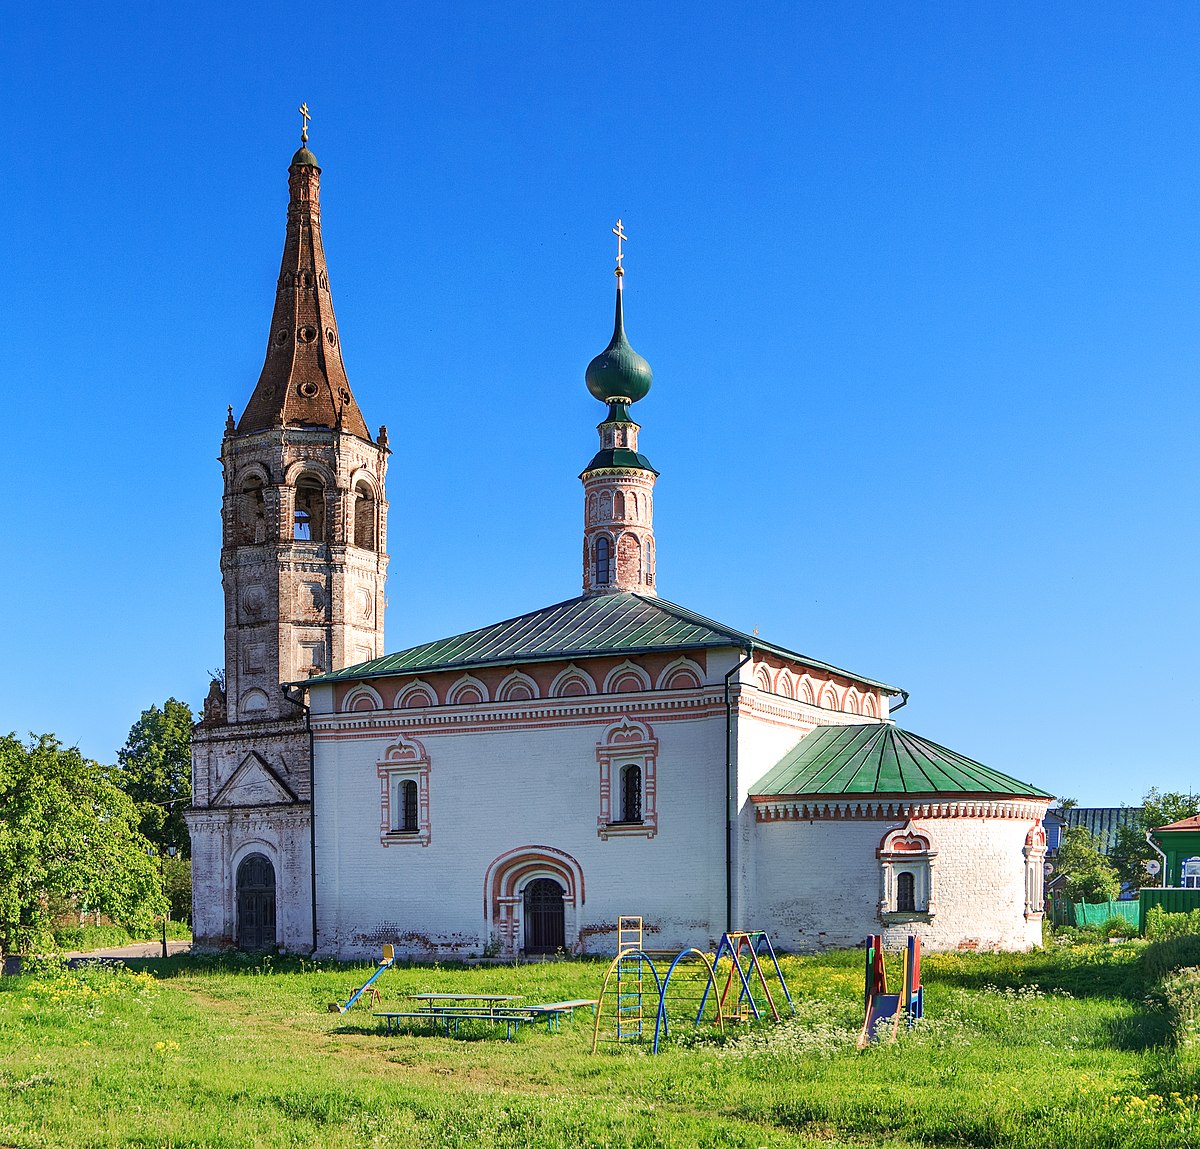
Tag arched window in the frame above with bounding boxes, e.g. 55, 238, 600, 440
595, 536, 611, 585
397, 779, 418, 833
896, 871, 916, 912
237, 476, 266, 544
620, 764, 642, 823
614, 491, 626, 520
293, 475, 325, 542
1183, 857, 1200, 889
353, 481, 376, 549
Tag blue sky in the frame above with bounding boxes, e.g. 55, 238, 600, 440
4, 4, 1197, 804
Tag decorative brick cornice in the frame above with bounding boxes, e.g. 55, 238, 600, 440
753, 797, 1051, 822
311, 689, 728, 740
185, 807, 311, 833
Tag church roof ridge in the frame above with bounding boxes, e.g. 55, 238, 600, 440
299, 591, 900, 692
749, 723, 1053, 800
235, 131, 371, 439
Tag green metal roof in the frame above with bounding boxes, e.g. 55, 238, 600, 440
750, 723, 1052, 799
303, 592, 899, 691
581, 447, 658, 475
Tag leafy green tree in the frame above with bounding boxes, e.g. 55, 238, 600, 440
1056, 826, 1120, 903
1110, 789, 1200, 889
115, 699, 194, 856
0, 733, 165, 959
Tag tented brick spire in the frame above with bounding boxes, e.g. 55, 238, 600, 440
237, 141, 370, 439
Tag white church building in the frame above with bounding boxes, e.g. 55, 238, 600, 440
187, 131, 1052, 959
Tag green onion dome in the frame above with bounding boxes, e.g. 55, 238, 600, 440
291, 145, 319, 168
585, 286, 653, 405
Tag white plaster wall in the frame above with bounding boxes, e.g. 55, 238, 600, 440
187, 808, 312, 951
313, 708, 731, 959
752, 814, 1044, 952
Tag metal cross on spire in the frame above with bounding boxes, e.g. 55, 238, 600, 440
299, 102, 311, 144
612, 218, 627, 278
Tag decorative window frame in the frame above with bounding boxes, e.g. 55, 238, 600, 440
377, 735, 432, 847
597, 716, 658, 839
1183, 857, 1200, 889
877, 821, 937, 922
1023, 823, 1047, 918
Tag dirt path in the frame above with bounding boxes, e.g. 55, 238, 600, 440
61, 940, 193, 960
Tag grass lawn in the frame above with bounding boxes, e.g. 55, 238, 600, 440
1, 943, 1198, 1148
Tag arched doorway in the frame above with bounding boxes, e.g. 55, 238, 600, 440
236, 853, 276, 950
523, 878, 565, 955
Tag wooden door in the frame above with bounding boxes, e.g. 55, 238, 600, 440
236, 853, 276, 950
523, 878, 564, 954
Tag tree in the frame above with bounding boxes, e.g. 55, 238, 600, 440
1055, 826, 1120, 904
0, 733, 165, 959
1110, 788, 1200, 889
115, 699, 194, 856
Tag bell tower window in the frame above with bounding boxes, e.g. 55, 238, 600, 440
353, 481, 376, 550
237, 477, 266, 544
293, 476, 325, 542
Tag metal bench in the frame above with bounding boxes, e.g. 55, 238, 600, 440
374, 1010, 529, 1040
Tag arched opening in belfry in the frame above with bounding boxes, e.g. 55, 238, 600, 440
236, 853, 276, 950
353, 481, 376, 549
237, 476, 267, 544
293, 475, 325, 542
523, 878, 565, 955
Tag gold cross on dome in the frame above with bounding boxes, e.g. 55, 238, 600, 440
299, 102, 311, 143
612, 218, 627, 275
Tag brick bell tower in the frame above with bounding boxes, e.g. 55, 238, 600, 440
581, 220, 658, 596
188, 112, 388, 952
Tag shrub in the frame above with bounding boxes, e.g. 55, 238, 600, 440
1138, 936, 1200, 986
1161, 966, 1200, 1047
1145, 904, 1200, 941
1103, 915, 1137, 939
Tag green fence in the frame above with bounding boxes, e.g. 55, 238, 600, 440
1072, 899, 1141, 929
1139, 887, 1200, 922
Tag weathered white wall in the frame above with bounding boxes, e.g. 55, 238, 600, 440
752, 813, 1045, 952
312, 703, 732, 959
188, 720, 314, 951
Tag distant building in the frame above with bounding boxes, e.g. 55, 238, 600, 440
188, 130, 1054, 958
1045, 807, 1143, 856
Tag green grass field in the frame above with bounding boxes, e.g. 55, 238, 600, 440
1, 943, 1198, 1148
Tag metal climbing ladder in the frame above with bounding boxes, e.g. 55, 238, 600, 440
615, 916, 646, 1040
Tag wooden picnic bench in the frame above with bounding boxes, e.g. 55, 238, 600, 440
372, 994, 599, 1040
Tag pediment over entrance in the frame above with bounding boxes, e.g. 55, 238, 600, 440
212, 752, 298, 808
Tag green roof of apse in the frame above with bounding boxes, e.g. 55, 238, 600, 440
303, 592, 899, 691
750, 723, 1052, 799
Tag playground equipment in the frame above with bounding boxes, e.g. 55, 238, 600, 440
857, 934, 922, 1048
328, 944, 396, 1013
592, 919, 793, 1054
702, 930, 794, 1024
